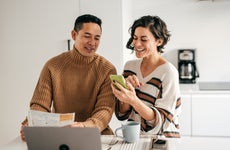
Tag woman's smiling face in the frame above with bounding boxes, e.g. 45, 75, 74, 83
132, 27, 162, 58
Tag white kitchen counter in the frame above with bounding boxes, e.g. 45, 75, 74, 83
168, 136, 230, 150
180, 83, 230, 94
180, 83, 199, 93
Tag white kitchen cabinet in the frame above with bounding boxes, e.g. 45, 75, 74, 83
192, 93, 230, 137
180, 94, 192, 136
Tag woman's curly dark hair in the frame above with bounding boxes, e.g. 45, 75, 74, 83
126, 15, 171, 53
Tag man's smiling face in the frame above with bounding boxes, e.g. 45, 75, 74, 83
72, 22, 101, 57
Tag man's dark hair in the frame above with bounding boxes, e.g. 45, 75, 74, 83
74, 14, 102, 32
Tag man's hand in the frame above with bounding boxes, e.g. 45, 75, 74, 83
20, 122, 28, 142
68, 122, 85, 127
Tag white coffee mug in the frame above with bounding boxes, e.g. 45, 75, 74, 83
115, 121, 140, 143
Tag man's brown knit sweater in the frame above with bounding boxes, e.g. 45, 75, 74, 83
22, 47, 117, 134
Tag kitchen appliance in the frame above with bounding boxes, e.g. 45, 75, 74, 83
178, 49, 199, 83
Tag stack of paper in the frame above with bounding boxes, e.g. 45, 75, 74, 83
28, 110, 75, 127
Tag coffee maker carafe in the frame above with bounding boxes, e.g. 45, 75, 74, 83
178, 49, 199, 83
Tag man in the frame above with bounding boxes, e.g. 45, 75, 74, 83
20, 14, 117, 141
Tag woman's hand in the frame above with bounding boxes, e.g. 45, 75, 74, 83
111, 80, 139, 106
111, 76, 154, 121
125, 75, 143, 88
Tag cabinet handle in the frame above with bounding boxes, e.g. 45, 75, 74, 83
67, 39, 71, 51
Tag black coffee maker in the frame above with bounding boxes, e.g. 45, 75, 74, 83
178, 49, 199, 83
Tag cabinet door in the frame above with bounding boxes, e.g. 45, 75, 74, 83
180, 94, 192, 136
192, 93, 230, 136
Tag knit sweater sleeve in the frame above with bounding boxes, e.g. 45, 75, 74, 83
83, 66, 117, 133
30, 61, 53, 112
21, 60, 53, 125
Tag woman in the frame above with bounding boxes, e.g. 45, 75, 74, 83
111, 15, 181, 138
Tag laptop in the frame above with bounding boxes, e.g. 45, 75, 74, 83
24, 126, 102, 150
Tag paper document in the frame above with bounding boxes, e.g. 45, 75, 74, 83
28, 110, 75, 127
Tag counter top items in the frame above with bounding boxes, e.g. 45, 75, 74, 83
27, 110, 75, 126
1, 135, 168, 150
2, 135, 230, 150
114, 121, 140, 143
178, 49, 199, 84
101, 135, 155, 150
24, 127, 102, 150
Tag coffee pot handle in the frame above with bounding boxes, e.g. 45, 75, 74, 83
194, 62, 199, 77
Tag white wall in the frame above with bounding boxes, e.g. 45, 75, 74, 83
122, 0, 136, 66
79, 0, 124, 74
132, 0, 230, 82
0, 0, 79, 146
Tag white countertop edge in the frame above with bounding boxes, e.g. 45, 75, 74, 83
180, 84, 230, 94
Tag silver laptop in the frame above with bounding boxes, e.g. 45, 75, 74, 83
24, 126, 102, 150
